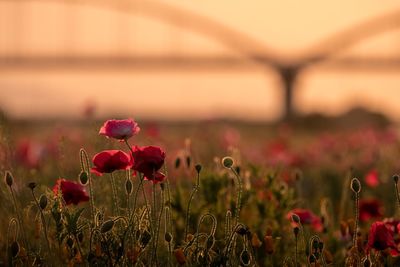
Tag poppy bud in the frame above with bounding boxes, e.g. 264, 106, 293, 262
125, 179, 133, 195
236, 225, 249, 236
140, 230, 152, 247
251, 233, 262, 248
350, 178, 361, 193
100, 220, 114, 233
174, 248, 186, 265
10, 241, 20, 258
393, 174, 399, 184
195, 164, 202, 174
165, 232, 172, 243
5, 171, 13, 187
186, 156, 191, 168
240, 250, 251, 266
291, 213, 301, 224
222, 157, 234, 169
174, 157, 181, 169
27, 182, 37, 190
39, 194, 48, 210
79, 171, 88, 185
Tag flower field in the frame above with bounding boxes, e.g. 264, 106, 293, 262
1, 116, 400, 266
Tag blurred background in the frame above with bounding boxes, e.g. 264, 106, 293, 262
0, 0, 399, 122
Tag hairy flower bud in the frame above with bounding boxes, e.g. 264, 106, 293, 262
5, 171, 13, 187
39, 194, 48, 210
350, 178, 361, 193
222, 157, 234, 169
195, 164, 202, 174
79, 171, 88, 185
100, 220, 114, 233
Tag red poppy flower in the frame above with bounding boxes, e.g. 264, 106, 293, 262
99, 119, 140, 141
91, 150, 133, 176
287, 208, 323, 232
53, 179, 89, 205
360, 199, 384, 222
365, 169, 379, 188
131, 145, 166, 183
366, 221, 397, 253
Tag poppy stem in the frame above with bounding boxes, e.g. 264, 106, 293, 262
9, 186, 29, 253
229, 167, 243, 226
30, 189, 51, 254
110, 173, 119, 216
184, 169, 201, 241
79, 149, 95, 224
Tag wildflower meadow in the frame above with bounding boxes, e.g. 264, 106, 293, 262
1, 117, 400, 266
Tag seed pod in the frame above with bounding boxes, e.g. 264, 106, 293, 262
5, 171, 13, 187
195, 164, 202, 174
174, 248, 186, 265
39, 194, 48, 210
125, 179, 133, 195
10, 241, 20, 258
164, 232, 172, 243
100, 220, 114, 233
240, 250, 251, 266
174, 157, 181, 169
251, 233, 262, 248
350, 178, 361, 193
79, 171, 88, 185
222, 157, 234, 169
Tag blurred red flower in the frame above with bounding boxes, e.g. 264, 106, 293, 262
287, 208, 323, 232
365, 169, 379, 188
53, 179, 89, 205
366, 221, 397, 253
359, 199, 384, 222
131, 145, 166, 183
15, 139, 45, 169
91, 150, 133, 176
99, 119, 140, 141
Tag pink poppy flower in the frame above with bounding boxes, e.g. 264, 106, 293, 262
287, 208, 323, 232
131, 145, 166, 183
91, 150, 133, 176
53, 179, 89, 205
99, 119, 140, 141
366, 221, 397, 253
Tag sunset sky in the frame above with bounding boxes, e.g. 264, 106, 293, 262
0, 0, 399, 121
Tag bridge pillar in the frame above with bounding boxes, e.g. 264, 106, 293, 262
280, 66, 299, 121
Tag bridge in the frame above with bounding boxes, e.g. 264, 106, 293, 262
1, 0, 400, 120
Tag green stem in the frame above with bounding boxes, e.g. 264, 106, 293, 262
353, 192, 359, 249
110, 173, 119, 216
184, 170, 201, 241
31, 190, 51, 253
9, 187, 29, 251
230, 167, 243, 226
80, 149, 95, 224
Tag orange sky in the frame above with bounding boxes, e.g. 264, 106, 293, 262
0, 0, 399, 121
